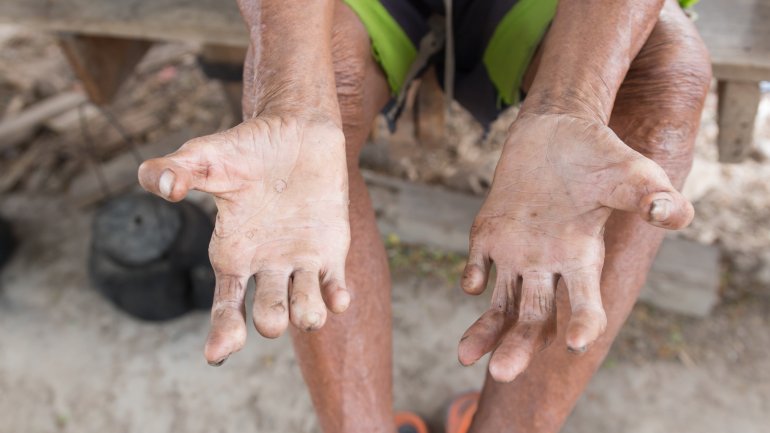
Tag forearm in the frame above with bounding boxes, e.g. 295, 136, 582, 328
238, 0, 341, 125
520, 0, 664, 124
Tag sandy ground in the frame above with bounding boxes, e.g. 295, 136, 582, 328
1, 192, 769, 433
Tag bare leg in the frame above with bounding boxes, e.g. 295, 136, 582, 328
469, 2, 711, 431
285, 3, 394, 432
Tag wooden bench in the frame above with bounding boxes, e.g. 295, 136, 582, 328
694, 0, 770, 162
0, 0, 767, 160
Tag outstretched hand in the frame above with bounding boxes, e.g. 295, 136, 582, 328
458, 113, 693, 382
138, 118, 351, 366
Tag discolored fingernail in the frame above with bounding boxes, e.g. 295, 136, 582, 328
208, 356, 228, 367
303, 312, 322, 330
567, 345, 587, 354
650, 198, 671, 222
159, 170, 175, 198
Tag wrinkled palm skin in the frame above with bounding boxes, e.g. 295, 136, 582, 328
139, 117, 351, 365
458, 113, 693, 382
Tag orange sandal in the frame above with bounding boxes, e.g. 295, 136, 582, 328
395, 411, 430, 433
445, 391, 480, 433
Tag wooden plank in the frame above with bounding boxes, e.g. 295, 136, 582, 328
363, 170, 720, 317
0, 0, 248, 47
0, 0, 766, 83
695, 0, 770, 81
0, 91, 86, 151
716, 80, 760, 162
638, 237, 721, 317
59, 34, 152, 105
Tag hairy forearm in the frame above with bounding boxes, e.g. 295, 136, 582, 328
520, 0, 664, 124
237, 0, 341, 125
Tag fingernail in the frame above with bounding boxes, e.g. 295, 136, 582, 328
208, 356, 228, 367
567, 345, 587, 354
159, 170, 175, 198
303, 312, 321, 330
650, 198, 671, 222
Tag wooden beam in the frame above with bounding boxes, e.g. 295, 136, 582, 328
716, 80, 760, 162
0, 0, 248, 47
58, 34, 152, 105
694, 0, 770, 82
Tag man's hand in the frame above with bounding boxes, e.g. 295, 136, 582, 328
138, 118, 350, 365
458, 113, 693, 382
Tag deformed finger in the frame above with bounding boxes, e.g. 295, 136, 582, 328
458, 309, 506, 366
487, 272, 556, 382
461, 245, 490, 295
488, 320, 550, 383
563, 270, 607, 354
137, 139, 213, 202
289, 270, 328, 332
204, 274, 249, 366
252, 270, 291, 338
320, 264, 350, 314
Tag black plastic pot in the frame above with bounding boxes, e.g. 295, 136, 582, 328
89, 193, 215, 321
0, 215, 14, 270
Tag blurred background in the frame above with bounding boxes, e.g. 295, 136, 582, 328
0, 0, 768, 432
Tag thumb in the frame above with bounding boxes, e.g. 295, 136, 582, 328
137, 140, 209, 202
603, 159, 694, 230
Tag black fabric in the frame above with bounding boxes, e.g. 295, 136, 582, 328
0, 216, 14, 269
197, 57, 244, 82
377, 0, 524, 128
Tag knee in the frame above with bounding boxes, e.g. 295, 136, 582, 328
624, 15, 711, 114
331, 5, 371, 153
616, 14, 711, 171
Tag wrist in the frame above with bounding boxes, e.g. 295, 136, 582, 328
241, 113, 345, 144
238, 0, 340, 125
519, 79, 610, 125
251, 83, 343, 129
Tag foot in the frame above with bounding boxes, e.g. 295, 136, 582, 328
395, 412, 430, 433
445, 392, 480, 433
458, 113, 693, 382
138, 117, 351, 365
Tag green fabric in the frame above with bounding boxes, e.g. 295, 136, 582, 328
483, 0, 558, 106
343, 0, 417, 94
679, 0, 700, 8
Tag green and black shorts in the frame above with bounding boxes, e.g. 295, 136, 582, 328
343, 0, 700, 129
344, 0, 558, 128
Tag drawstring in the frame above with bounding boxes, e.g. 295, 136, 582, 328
443, 0, 455, 121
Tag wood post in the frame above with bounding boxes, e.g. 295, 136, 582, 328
58, 34, 152, 105
717, 80, 760, 162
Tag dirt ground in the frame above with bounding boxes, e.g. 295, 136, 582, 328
1, 27, 770, 433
